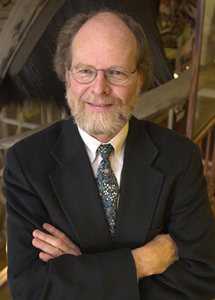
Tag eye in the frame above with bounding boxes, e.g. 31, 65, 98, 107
107, 69, 124, 77
77, 67, 94, 75
106, 68, 129, 79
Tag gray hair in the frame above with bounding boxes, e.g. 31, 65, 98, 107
54, 9, 153, 90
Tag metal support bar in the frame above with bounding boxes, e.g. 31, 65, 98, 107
186, 0, 205, 139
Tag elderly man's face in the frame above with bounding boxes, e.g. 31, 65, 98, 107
65, 12, 142, 140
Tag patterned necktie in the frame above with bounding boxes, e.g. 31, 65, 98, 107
96, 144, 119, 238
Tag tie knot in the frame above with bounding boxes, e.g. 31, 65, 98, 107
97, 144, 114, 159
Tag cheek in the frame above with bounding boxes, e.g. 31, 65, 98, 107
117, 85, 139, 104
68, 79, 89, 99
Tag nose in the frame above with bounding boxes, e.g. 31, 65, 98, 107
91, 70, 111, 96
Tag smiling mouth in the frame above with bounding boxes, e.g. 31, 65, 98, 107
86, 102, 113, 110
88, 103, 112, 107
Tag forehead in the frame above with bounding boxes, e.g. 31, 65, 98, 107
71, 12, 137, 67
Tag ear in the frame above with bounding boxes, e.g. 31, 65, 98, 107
65, 70, 71, 88
137, 75, 144, 93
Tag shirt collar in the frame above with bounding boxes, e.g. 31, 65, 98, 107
78, 123, 129, 164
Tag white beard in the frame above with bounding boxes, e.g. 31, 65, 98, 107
66, 88, 138, 136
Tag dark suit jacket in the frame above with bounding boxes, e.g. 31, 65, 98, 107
4, 117, 215, 299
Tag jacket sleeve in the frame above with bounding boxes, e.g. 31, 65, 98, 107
4, 147, 139, 300
139, 143, 215, 299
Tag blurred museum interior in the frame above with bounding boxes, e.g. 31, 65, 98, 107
0, 0, 214, 298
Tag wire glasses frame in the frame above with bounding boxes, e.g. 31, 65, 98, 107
68, 64, 137, 85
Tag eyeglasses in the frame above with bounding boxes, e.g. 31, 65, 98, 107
68, 64, 137, 85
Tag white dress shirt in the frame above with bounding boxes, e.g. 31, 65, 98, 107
78, 123, 129, 186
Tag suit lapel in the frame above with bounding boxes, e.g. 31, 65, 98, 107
115, 118, 165, 248
49, 119, 112, 252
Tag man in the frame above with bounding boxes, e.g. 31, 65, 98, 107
4, 9, 215, 299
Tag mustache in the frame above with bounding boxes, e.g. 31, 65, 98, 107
82, 96, 121, 105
